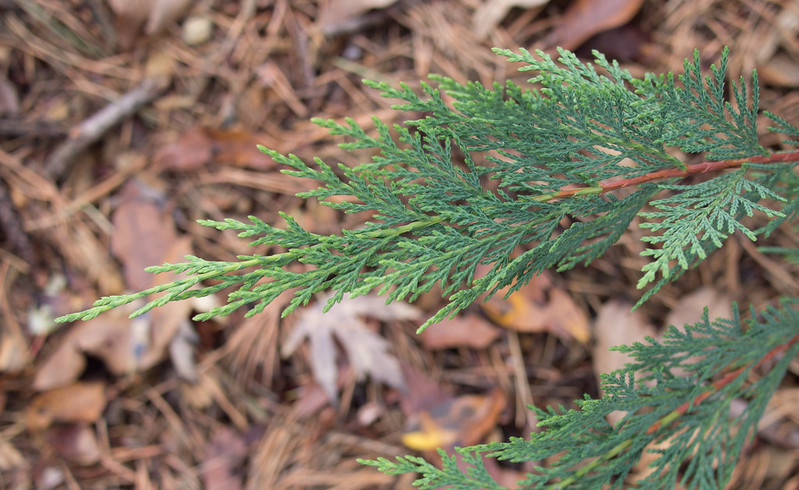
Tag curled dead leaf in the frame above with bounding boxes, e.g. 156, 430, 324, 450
480, 272, 590, 343
32, 306, 132, 391
471, 0, 550, 39
545, 0, 644, 51
26, 382, 106, 431
402, 388, 507, 451
419, 313, 501, 350
402, 411, 459, 451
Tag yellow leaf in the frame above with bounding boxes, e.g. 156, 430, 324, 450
401, 412, 458, 451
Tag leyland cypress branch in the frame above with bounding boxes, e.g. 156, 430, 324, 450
646, 329, 799, 437
551, 329, 799, 489
56, 45, 799, 489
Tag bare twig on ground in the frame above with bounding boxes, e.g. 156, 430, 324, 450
44, 77, 169, 178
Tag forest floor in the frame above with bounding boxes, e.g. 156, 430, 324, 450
2, 0, 799, 488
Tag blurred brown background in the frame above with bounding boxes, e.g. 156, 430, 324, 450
2, 0, 799, 488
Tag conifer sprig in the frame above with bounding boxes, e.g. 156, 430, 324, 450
57, 47, 799, 329
362, 301, 799, 488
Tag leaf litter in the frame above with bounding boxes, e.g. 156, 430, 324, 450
282, 293, 418, 403
3, 0, 799, 487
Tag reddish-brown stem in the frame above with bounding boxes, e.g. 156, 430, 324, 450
645, 331, 799, 436
544, 150, 799, 201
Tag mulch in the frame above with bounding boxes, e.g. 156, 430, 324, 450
2, 0, 799, 488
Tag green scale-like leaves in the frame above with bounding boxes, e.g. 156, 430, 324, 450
58, 46, 799, 328
638, 168, 786, 287
363, 301, 799, 488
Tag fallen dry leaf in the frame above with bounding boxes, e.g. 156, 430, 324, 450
480, 271, 590, 343
419, 313, 501, 350
402, 411, 458, 451
26, 382, 106, 431
573, 24, 649, 61
281, 294, 419, 403
153, 127, 276, 172
545, 0, 644, 51
33, 236, 213, 390
106, 0, 191, 48
398, 364, 454, 416
593, 300, 656, 393
0, 440, 23, 471
663, 287, 733, 332
110, 180, 214, 382
397, 365, 506, 452
153, 127, 211, 171
45, 423, 101, 465
111, 181, 176, 291
290, 383, 332, 420
33, 305, 174, 389
179, 370, 216, 409
201, 427, 248, 490
759, 54, 799, 87
593, 299, 662, 477
471, 0, 550, 39
402, 388, 506, 451
0, 326, 29, 373
33, 307, 133, 390
317, 0, 398, 35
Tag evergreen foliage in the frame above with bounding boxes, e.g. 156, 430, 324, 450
57, 47, 799, 487
362, 302, 799, 488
